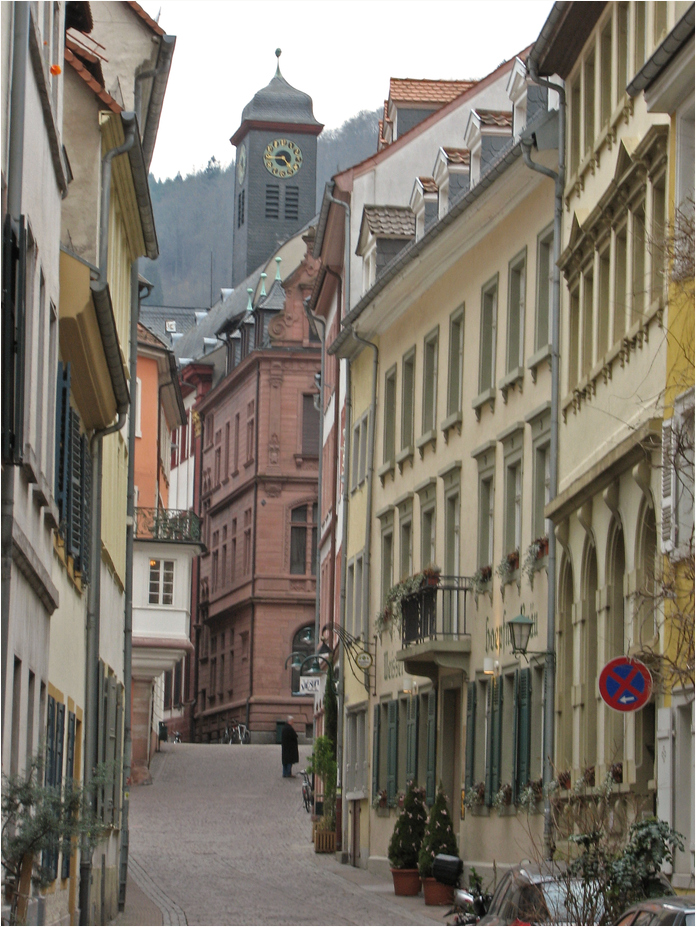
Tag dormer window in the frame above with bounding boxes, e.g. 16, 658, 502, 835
356, 206, 415, 292
507, 58, 529, 140
410, 177, 439, 241
464, 109, 513, 188
432, 148, 470, 217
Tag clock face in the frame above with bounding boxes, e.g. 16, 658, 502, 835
263, 138, 303, 177
236, 143, 247, 185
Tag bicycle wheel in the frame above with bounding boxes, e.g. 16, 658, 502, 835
241, 729, 251, 744
302, 785, 311, 813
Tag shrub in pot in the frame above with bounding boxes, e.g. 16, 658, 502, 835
387, 781, 427, 895
418, 783, 460, 905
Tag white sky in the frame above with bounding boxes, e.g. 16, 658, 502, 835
140, 1, 554, 182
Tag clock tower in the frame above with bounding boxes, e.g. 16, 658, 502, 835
231, 50, 323, 286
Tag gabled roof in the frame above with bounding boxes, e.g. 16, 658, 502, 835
389, 78, 477, 105
137, 321, 167, 349
528, 2, 607, 79
361, 205, 415, 238
126, 1, 166, 36
64, 47, 122, 113
418, 177, 439, 194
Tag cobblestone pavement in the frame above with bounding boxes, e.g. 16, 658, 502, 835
112, 743, 444, 926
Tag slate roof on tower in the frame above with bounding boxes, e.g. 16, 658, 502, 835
230, 54, 323, 145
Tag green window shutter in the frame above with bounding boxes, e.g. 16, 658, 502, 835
45, 695, 56, 787
512, 670, 520, 804
54, 362, 71, 518
405, 695, 419, 782
372, 704, 380, 799
66, 407, 83, 561
517, 667, 532, 795
425, 689, 437, 805
61, 712, 76, 880
96, 661, 105, 821
80, 435, 93, 581
106, 676, 118, 824
55, 703, 65, 791
485, 678, 503, 804
465, 681, 477, 788
113, 683, 124, 824
386, 700, 398, 805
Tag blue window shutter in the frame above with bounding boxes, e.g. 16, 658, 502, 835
61, 712, 76, 880
66, 407, 83, 561
54, 362, 71, 516
386, 700, 398, 805
426, 689, 437, 805
80, 435, 92, 581
372, 704, 380, 798
465, 681, 477, 788
45, 695, 56, 787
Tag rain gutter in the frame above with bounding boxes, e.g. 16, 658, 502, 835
136, 34, 176, 171
627, 3, 695, 96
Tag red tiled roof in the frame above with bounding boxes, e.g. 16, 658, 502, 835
442, 147, 470, 165
475, 109, 513, 128
363, 205, 415, 238
389, 78, 477, 105
64, 48, 122, 113
418, 177, 439, 194
126, 1, 166, 36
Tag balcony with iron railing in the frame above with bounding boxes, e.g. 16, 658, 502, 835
134, 507, 202, 545
396, 576, 474, 680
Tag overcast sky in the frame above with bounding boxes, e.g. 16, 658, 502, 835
140, 1, 554, 182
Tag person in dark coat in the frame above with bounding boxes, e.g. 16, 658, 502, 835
281, 716, 299, 777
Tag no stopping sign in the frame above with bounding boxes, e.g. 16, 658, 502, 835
598, 657, 652, 712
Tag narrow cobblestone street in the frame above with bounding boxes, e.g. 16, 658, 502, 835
113, 743, 443, 926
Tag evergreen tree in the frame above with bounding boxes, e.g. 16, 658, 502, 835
418, 783, 459, 878
388, 782, 428, 870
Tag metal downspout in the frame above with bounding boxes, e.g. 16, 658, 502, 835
80, 121, 136, 925
248, 359, 261, 735
1, 1, 28, 732
118, 265, 144, 910
523, 60, 566, 861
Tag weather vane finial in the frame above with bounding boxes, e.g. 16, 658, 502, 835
275, 48, 282, 75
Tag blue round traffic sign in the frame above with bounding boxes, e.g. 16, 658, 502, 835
598, 657, 652, 712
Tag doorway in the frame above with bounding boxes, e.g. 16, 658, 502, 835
441, 686, 461, 824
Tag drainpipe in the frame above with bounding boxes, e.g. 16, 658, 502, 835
522, 59, 566, 861
325, 189, 352, 861
1, 1, 29, 730
80, 121, 136, 926
302, 300, 325, 659
249, 359, 260, 736
118, 268, 149, 910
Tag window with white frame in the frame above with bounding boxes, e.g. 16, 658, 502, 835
381, 528, 393, 604
506, 251, 526, 376
346, 560, 355, 637
401, 348, 416, 450
400, 513, 412, 580
422, 327, 439, 434
479, 276, 498, 394
383, 366, 397, 464
529, 402, 551, 542
535, 227, 553, 353
473, 444, 496, 570
447, 306, 464, 418
149, 559, 174, 605
352, 412, 369, 489
354, 554, 363, 637
290, 502, 318, 575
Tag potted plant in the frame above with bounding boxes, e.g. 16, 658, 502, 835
387, 781, 428, 895
492, 782, 513, 812
462, 781, 485, 811
473, 565, 492, 594
418, 783, 460, 905
496, 550, 519, 582
308, 735, 337, 853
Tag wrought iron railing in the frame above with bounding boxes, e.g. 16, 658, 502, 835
134, 507, 202, 543
401, 576, 474, 647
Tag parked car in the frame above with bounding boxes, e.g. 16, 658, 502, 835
615, 895, 695, 926
478, 862, 604, 925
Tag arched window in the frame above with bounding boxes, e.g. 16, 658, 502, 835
291, 624, 315, 694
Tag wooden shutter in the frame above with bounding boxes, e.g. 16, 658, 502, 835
465, 681, 476, 788
61, 711, 76, 880
512, 671, 520, 804
96, 661, 105, 820
516, 668, 532, 797
405, 695, 419, 783
485, 677, 503, 804
80, 435, 92, 580
372, 703, 380, 799
106, 676, 118, 824
66, 407, 82, 560
661, 419, 674, 553
386, 700, 398, 804
113, 683, 124, 824
54, 361, 71, 516
45, 695, 56, 787
426, 689, 437, 805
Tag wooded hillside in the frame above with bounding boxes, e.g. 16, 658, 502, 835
141, 108, 380, 307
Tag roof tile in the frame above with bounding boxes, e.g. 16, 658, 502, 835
475, 109, 514, 128
64, 48, 122, 113
442, 147, 471, 165
389, 78, 476, 105
418, 177, 439, 194
363, 205, 415, 238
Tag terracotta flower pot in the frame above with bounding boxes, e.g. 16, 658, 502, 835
391, 868, 421, 896
422, 876, 454, 906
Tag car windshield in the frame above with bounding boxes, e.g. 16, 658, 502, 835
541, 879, 605, 924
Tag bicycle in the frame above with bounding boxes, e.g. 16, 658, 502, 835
225, 720, 251, 744
300, 768, 313, 813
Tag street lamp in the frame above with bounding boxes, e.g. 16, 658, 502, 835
508, 613, 551, 659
